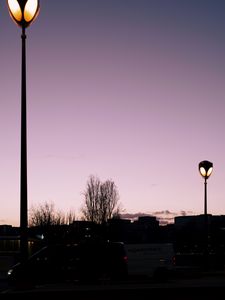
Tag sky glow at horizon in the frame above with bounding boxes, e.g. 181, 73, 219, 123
1, 0, 225, 226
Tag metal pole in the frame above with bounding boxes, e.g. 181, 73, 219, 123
204, 178, 207, 216
20, 26, 28, 262
204, 178, 208, 269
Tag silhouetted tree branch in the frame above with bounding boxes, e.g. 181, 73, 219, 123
81, 175, 121, 224
29, 202, 76, 227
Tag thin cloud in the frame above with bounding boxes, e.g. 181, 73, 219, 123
120, 212, 153, 220
0, 219, 7, 224
120, 210, 196, 225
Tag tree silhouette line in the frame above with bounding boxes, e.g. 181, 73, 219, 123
29, 175, 121, 228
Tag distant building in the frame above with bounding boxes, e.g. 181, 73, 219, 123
174, 214, 225, 253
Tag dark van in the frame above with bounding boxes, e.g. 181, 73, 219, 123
70, 240, 128, 282
7, 240, 128, 287
7, 244, 79, 287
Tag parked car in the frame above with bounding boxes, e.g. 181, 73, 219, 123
106, 241, 128, 280
7, 240, 128, 287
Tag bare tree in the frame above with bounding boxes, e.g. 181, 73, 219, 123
65, 210, 76, 225
29, 202, 73, 227
81, 175, 121, 224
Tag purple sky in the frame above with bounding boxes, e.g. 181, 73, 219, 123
1, 0, 225, 226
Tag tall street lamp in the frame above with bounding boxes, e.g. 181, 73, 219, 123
7, 0, 40, 262
198, 160, 213, 268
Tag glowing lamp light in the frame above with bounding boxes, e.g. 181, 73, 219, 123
7, 0, 40, 28
199, 160, 213, 179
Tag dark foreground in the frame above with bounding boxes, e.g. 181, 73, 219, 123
1, 270, 225, 299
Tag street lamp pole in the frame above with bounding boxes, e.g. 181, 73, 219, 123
20, 25, 28, 262
204, 177, 207, 216
198, 160, 213, 269
7, 0, 40, 262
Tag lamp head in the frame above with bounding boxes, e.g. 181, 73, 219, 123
7, 0, 40, 28
199, 160, 213, 179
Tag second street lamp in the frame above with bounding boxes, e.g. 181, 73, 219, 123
199, 160, 213, 216
198, 160, 213, 269
7, 0, 40, 262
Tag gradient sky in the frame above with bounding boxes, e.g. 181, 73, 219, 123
1, 0, 225, 226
